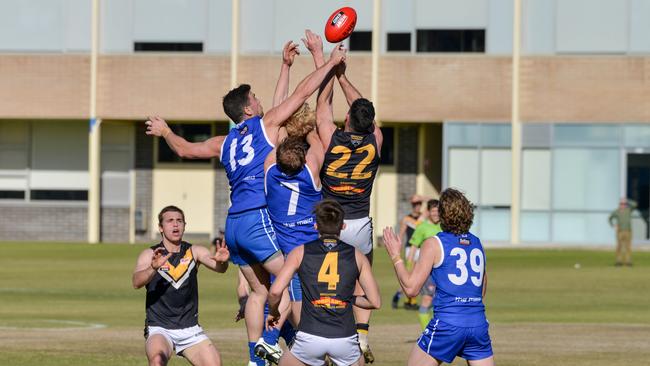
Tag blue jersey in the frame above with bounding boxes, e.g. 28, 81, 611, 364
265, 164, 321, 254
431, 231, 487, 327
221, 117, 274, 215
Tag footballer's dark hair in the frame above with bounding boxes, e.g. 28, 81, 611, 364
314, 200, 345, 236
439, 188, 473, 235
223, 84, 251, 123
158, 205, 186, 226
276, 136, 306, 176
348, 98, 375, 134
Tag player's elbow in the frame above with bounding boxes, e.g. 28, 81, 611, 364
404, 288, 419, 298
369, 296, 381, 310
132, 279, 143, 289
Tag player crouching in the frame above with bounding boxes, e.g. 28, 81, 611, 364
266, 200, 381, 366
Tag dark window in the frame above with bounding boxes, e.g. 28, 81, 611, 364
416, 30, 485, 53
379, 127, 395, 165
158, 124, 212, 163
349, 31, 372, 51
134, 42, 203, 52
0, 190, 25, 199
31, 190, 88, 201
387, 33, 411, 52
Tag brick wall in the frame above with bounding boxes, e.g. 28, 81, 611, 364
0, 205, 87, 242
2, 54, 648, 123
396, 126, 419, 224
100, 207, 130, 243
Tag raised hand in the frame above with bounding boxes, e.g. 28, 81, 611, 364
145, 116, 171, 138
382, 227, 403, 260
282, 41, 300, 67
329, 44, 347, 65
335, 61, 347, 77
212, 239, 230, 263
301, 29, 323, 57
151, 247, 172, 270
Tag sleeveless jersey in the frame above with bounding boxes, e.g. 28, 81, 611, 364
298, 238, 359, 338
145, 242, 199, 329
265, 164, 321, 254
221, 116, 274, 215
320, 129, 380, 219
432, 231, 488, 327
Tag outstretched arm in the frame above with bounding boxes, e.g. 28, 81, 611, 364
303, 30, 337, 149
354, 250, 381, 309
263, 43, 347, 137
383, 227, 439, 298
145, 116, 226, 159
337, 70, 363, 106
272, 41, 299, 108
305, 130, 324, 186
192, 243, 229, 273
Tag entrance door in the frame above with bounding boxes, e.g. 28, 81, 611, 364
626, 153, 650, 240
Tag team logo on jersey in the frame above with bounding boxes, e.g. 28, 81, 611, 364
459, 237, 471, 245
157, 249, 196, 289
350, 135, 363, 147
239, 125, 249, 135
330, 184, 365, 194
312, 296, 348, 309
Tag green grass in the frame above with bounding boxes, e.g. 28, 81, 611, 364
0, 242, 648, 365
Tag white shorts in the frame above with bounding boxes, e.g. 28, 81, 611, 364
405, 246, 420, 262
340, 217, 373, 255
290, 331, 361, 366
146, 324, 209, 355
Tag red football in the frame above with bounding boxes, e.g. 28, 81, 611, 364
324, 7, 357, 43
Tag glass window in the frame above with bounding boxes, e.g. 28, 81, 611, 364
134, 42, 203, 52
416, 29, 485, 52
552, 212, 616, 244
448, 148, 479, 204
522, 149, 551, 210
478, 209, 510, 242
520, 212, 550, 242
387, 32, 411, 52
481, 124, 511, 147
349, 31, 372, 51
624, 125, 650, 148
552, 148, 619, 210
554, 124, 620, 147
480, 149, 511, 206
445, 123, 479, 147
158, 124, 212, 164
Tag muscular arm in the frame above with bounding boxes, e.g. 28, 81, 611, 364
354, 250, 381, 309
192, 245, 229, 273
383, 227, 439, 298
305, 130, 324, 186
337, 73, 363, 106
272, 41, 299, 108
146, 116, 226, 159
132, 248, 171, 289
268, 246, 303, 316
263, 45, 346, 138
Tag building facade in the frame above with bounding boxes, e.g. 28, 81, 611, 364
0, 0, 649, 245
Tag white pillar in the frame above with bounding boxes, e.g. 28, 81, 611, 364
371, 0, 382, 245
510, 0, 522, 245
229, 0, 240, 129
88, 0, 101, 243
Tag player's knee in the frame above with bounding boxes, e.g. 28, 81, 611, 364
148, 353, 169, 366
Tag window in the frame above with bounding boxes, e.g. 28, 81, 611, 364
134, 42, 203, 52
0, 191, 24, 199
31, 190, 87, 201
379, 127, 394, 165
349, 31, 372, 51
158, 124, 212, 163
416, 30, 485, 53
387, 33, 411, 52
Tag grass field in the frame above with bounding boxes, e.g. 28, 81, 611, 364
0, 242, 649, 365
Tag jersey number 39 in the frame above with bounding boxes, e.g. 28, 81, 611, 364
447, 247, 484, 287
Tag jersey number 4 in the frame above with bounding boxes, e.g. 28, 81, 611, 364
318, 252, 340, 290
325, 144, 376, 180
447, 248, 484, 287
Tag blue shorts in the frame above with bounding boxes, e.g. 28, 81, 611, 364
417, 318, 493, 363
225, 208, 280, 266
288, 272, 302, 302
